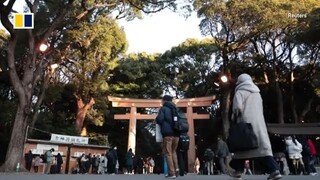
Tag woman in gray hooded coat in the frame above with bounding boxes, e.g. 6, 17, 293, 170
229, 74, 281, 180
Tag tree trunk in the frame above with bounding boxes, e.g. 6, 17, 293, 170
74, 94, 95, 134
30, 74, 50, 131
274, 80, 284, 124
222, 87, 231, 139
270, 65, 284, 124
0, 104, 28, 172
298, 99, 313, 123
290, 72, 298, 123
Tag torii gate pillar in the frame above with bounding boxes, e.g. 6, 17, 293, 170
108, 96, 215, 173
128, 106, 137, 153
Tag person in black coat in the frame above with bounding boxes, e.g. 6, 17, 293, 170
177, 133, 189, 176
107, 146, 118, 174
25, 150, 33, 171
125, 148, 135, 174
56, 153, 63, 173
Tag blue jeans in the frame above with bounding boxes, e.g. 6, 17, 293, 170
231, 156, 279, 174
309, 156, 317, 173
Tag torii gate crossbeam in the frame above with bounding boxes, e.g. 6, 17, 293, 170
108, 96, 215, 173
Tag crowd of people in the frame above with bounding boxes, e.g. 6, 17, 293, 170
156, 73, 318, 180
71, 146, 119, 174
23, 73, 318, 179
25, 148, 63, 174
198, 136, 318, 177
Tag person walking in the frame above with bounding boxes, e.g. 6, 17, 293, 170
194, 157, 200, 174
307, 139, 318, 176
229, 73, 282, 180
216, 136, 232, 174
204, 148, 215, 175
156, 95, 180, 179
126, 148, 135, 175
177, 133, 189, 176
244, 160, 253, 175
285, 136, 303, 175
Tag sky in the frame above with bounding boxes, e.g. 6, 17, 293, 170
117, 10, 206, 54
1, 0, 207, 54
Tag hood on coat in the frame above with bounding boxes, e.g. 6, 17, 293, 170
285, 139, 293, 146
163, 101, 176, 109
235, 73, 260, 93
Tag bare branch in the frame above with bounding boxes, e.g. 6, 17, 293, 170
0, 0, 16, 37
32, 0, 40, 13
76, 3, 117, 20
40, 0, 75, 43
25, 0, 32, 11
126, 0, 174, 14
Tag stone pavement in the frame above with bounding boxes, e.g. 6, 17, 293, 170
0, 174, 319, 180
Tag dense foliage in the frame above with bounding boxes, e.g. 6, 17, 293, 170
0, 0, 319, 171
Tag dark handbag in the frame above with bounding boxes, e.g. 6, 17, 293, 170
227, 93, 259, 152
227, 120, 259, 152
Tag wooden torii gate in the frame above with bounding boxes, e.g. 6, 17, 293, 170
108, 96, 215, 172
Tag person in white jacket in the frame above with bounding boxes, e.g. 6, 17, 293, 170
285, 136, 304, 175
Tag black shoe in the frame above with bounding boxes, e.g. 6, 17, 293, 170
267, 170, 282, 180
229, 171, 242, 180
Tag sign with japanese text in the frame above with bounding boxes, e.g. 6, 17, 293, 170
50, 133, 89, 144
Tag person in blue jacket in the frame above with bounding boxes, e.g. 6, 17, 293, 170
156, 95, 180, 179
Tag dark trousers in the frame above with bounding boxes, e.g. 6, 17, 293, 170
177, 150, 187, 176
127, 164, 133, 173
57, 164, 62, 173
302, 156, 310, 174
310, 156, 317, 173
231, 156, 279, 174
107, 162, 116, 174
26, 162, 32, 171
34, 166, 39, 173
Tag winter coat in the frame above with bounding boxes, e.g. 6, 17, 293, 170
231, 74, 273, 159
46, 150, 53, 163
34, 156, 42, 166
57, 154, 63, 165
286, 139, 303, 159
125, 151, 134, 166
156, 101, 179, 137
108, 149, 118, 165
307, 139, 317, 156
216, 139, 230, 158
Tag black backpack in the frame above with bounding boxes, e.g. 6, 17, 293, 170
204, 149, 214, 161
42, 151, 48, 163
171, 107, 189, 134
302, 142, 312, 156
179, 134, 190, 151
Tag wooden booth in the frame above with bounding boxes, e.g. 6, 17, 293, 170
108, 96, 215, 173
23, 139, 109, 174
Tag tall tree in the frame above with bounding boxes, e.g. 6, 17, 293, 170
194, 0, 320, 133
58, 17, 127, 134
0, 0, 180, 172
194, 0, 260, 137
159, 38, 218, 98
